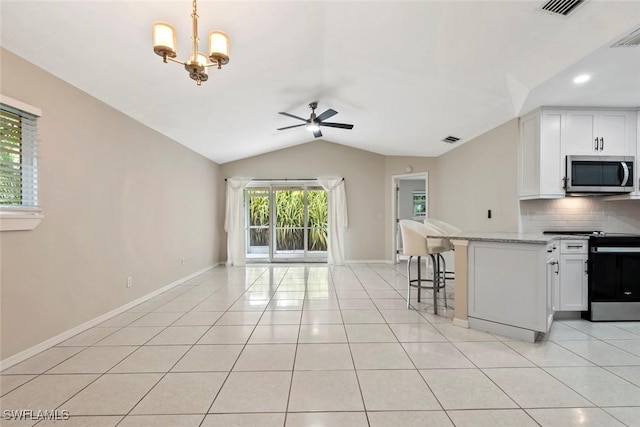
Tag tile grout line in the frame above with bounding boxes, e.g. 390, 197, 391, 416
338, 264, 371, 426
200, 266, 278, 421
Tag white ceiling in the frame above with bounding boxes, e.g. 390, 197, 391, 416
1, 0, 639, 164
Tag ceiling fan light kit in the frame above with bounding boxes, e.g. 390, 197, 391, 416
278, 102, 354, 138
152, 0, 230, 86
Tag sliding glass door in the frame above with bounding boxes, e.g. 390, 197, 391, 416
246, 188, 270, 258
245, 183, 327, 262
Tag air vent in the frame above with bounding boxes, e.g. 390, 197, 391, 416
442, 136, 460, 144
540, 0, 586, 16
612, 27, 640, 47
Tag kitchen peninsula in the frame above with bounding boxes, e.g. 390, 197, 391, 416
437, 232, 589, 342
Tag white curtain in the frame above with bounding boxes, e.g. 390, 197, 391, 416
224, 178, 251, 266
318, 177, 348, 265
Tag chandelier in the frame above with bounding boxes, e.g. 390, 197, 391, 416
152, 0, 230, 85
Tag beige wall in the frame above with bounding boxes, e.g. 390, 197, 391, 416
431, 119, 520, 232
0, 47, 524, 360
0, 49, 220, 360
220, 140, 387, 261
383, 157, 439, 260
219, 132, 520, 262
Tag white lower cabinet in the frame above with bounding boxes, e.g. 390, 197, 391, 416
558, 240, 588, 311
547, 242, 559, 314
468, 241, 552, 341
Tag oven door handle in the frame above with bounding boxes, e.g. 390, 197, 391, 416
592, 247, 640, 253
620, 162, 630, 186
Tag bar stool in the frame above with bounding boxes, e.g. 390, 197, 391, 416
399, 220, 448, 314
424, 218, 461, 236
424, 218, 460, 283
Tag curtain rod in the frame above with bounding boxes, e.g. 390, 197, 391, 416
224, 178, 345, 182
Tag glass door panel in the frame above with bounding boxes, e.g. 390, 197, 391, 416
307, 188, 328, 259
273, 188, 305, 260
246, 188, 270, 260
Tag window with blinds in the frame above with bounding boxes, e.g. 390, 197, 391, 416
0, 104, 39, 208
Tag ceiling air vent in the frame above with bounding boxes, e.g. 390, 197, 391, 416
540, 0, 586, 16
442, 136, 460, 144
612, 27, 640, 48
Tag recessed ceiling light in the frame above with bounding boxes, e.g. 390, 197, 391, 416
573, 74, 590, 84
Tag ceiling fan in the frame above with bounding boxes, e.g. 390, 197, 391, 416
277, 102, 354, 138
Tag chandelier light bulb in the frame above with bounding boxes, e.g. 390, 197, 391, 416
152, 22, 177, 61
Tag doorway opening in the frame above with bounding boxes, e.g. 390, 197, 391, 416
246, 182, 328, 263
391, 172, 428, 263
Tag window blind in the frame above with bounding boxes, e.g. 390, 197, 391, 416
0, 104, 39, 208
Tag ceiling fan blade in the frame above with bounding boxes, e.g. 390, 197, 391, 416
316, 108, 338, 122
277, 123, 307, 131
313, 129, 323, 138
319, 122, 354, 129
278, 112, 307, 121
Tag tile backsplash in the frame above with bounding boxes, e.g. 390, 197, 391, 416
520, 198, 640, 234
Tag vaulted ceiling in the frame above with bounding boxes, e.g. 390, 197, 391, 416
1, 1, 639, 164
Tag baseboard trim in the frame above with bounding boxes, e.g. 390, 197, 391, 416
468, 316, 537, 343
452, 318, 469, 328
0, 264, 217, 371
346, 260, 393, 264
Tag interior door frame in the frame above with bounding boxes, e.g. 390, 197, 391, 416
391, 172, 428, 263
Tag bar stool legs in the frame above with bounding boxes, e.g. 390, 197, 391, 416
406, 255, 446, 313
436, 253, 448, 309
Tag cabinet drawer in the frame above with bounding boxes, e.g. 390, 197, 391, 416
560, 240, 588, 254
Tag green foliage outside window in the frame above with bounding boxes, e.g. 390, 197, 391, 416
0, 110, 22, 205
248, 189, 327, 251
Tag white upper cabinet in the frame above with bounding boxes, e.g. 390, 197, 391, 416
563, 110, 634, 156
605, 109, 640, 200
518, 109, 564, 199
519, 108, 637, 200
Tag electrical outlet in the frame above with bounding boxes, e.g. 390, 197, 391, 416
126, 276, 133, 288
181, 257, 186, 265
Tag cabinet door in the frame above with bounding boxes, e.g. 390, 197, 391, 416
598, 111, 632, 155
563, 111, 598, 155
559, 254, 588, 311
540, 111, 564, 197
518, 110, 564, 199
519, 113, 541, 198
546, 257, 559, 331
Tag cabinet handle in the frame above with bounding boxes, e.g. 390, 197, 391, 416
600, 137, 604, 151
584, 260, 588, 274
594, 137, 599, 151
567, 245, 583, 249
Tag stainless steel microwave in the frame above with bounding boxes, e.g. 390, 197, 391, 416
565, 155, 634, 194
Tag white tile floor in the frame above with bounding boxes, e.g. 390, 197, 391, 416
2, 263, 640, 426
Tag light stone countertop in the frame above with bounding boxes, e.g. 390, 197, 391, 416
426, 232, 590, 245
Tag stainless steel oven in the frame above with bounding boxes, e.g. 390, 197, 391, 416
586, 235, 640, 321
566, 155, 634, 194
